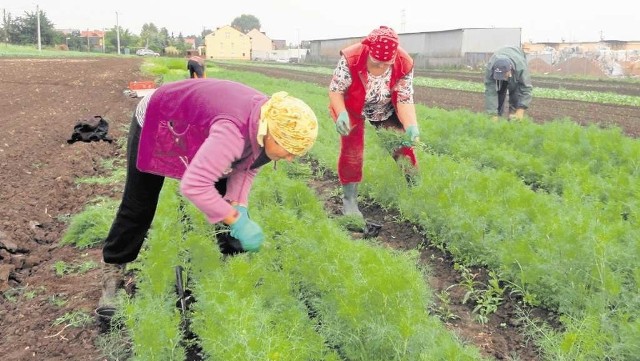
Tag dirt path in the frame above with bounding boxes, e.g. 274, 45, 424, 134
0, 57, 147, 361
1, 57, 636, 360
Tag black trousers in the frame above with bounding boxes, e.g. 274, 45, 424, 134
102, 116, 226, 264
496, 81, 519, 116
187, 60, 204, 78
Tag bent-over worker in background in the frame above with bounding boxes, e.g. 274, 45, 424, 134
484, 46, 533, 120
187, 50, 206, 78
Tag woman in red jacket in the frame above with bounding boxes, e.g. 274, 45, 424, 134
328, 26, 420, 216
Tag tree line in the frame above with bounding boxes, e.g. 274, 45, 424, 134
1, 9, 262, 54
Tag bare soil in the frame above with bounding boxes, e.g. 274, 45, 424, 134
0, 57, 637, 361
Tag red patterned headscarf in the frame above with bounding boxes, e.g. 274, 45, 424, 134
361, 26, 399, 62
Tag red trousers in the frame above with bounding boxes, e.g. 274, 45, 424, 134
338, 115, 417, 184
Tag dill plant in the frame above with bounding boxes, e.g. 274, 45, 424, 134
60, 197, 119, 249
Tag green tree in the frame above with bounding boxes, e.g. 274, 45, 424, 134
139, 22, 159, 49
65, 30, 83, 51
174, 32, 189, 53
2, 10, 16, 43
139, 23, 169, 53
231, 14, 260, 34
119, 28, 139, 53
158, 27, 170, 52
201, 28, 213, 39
10, 10, 57, 46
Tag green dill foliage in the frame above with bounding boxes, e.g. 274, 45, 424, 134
53, 259, 98, 276
413, 74, 640, 107
3, 287, 25, 303
121, 181, 190, 359
190, 258, 340, 360
60, 198, 119, 249
53, 311, 94, 328
123, 294, 185, 360
76, 158, 126, 186
430, 289, 459, 322
246, 165, 485, 360
455, 263, 505, 324
281, 157, 314, 179
23, 286, 45, 300
124, 59, 640, 361
3, 285, 45, 302
375, 127, 410, 154
95, 328, 132, 361
48, 294, 68, 307
140, 57, 208, 83
334, 214, 366, 231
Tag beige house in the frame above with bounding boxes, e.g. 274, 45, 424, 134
247, 29, 273, 60
204, 25, 251, 60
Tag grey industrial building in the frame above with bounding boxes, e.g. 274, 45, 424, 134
307, 27, 522, 70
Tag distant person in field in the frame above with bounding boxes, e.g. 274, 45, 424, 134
97, 79, 318, 317
484, 46, 533, 120
187, 49, 206, 78
328, 25, 420, 217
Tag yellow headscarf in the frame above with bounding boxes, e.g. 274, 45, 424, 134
258, 91, 319, 156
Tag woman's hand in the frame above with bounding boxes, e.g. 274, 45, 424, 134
405, 124, 420, 144
229, 205, 264, 252
335, 111, 351, 136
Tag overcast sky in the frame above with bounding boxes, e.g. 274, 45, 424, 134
5, 1, 639, 44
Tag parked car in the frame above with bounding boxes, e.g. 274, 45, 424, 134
136, 48, 160, 57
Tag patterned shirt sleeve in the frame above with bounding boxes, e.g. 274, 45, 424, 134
135, 89, 157, 126
329, 56, 352, 93
395, 69, 414, 104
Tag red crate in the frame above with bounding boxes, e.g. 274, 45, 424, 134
128, 81, 156, 90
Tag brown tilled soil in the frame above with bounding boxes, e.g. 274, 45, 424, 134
0, 57, 638, 361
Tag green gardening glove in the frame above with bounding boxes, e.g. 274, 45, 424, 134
335, 111, 351, 136
405, 124, 420, 144
229, 205, 264, 252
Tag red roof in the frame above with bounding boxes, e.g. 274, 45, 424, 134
80, 30, 105, 38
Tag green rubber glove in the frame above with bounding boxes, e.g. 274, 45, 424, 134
335, 111, 351, 136
229, 205, 264, 252
405, 125, 420, 144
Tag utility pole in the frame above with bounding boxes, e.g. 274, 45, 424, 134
116, 11, 121, 55
36, 5, 41, 51
3, 8, 6, 45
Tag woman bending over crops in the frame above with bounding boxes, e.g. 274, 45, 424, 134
97, 78, 318, 316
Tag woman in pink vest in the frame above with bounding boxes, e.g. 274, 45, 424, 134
329, 26, 420, 217
97, 78, 318, 317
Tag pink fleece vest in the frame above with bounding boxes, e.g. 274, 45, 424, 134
136, 79, 267, 179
